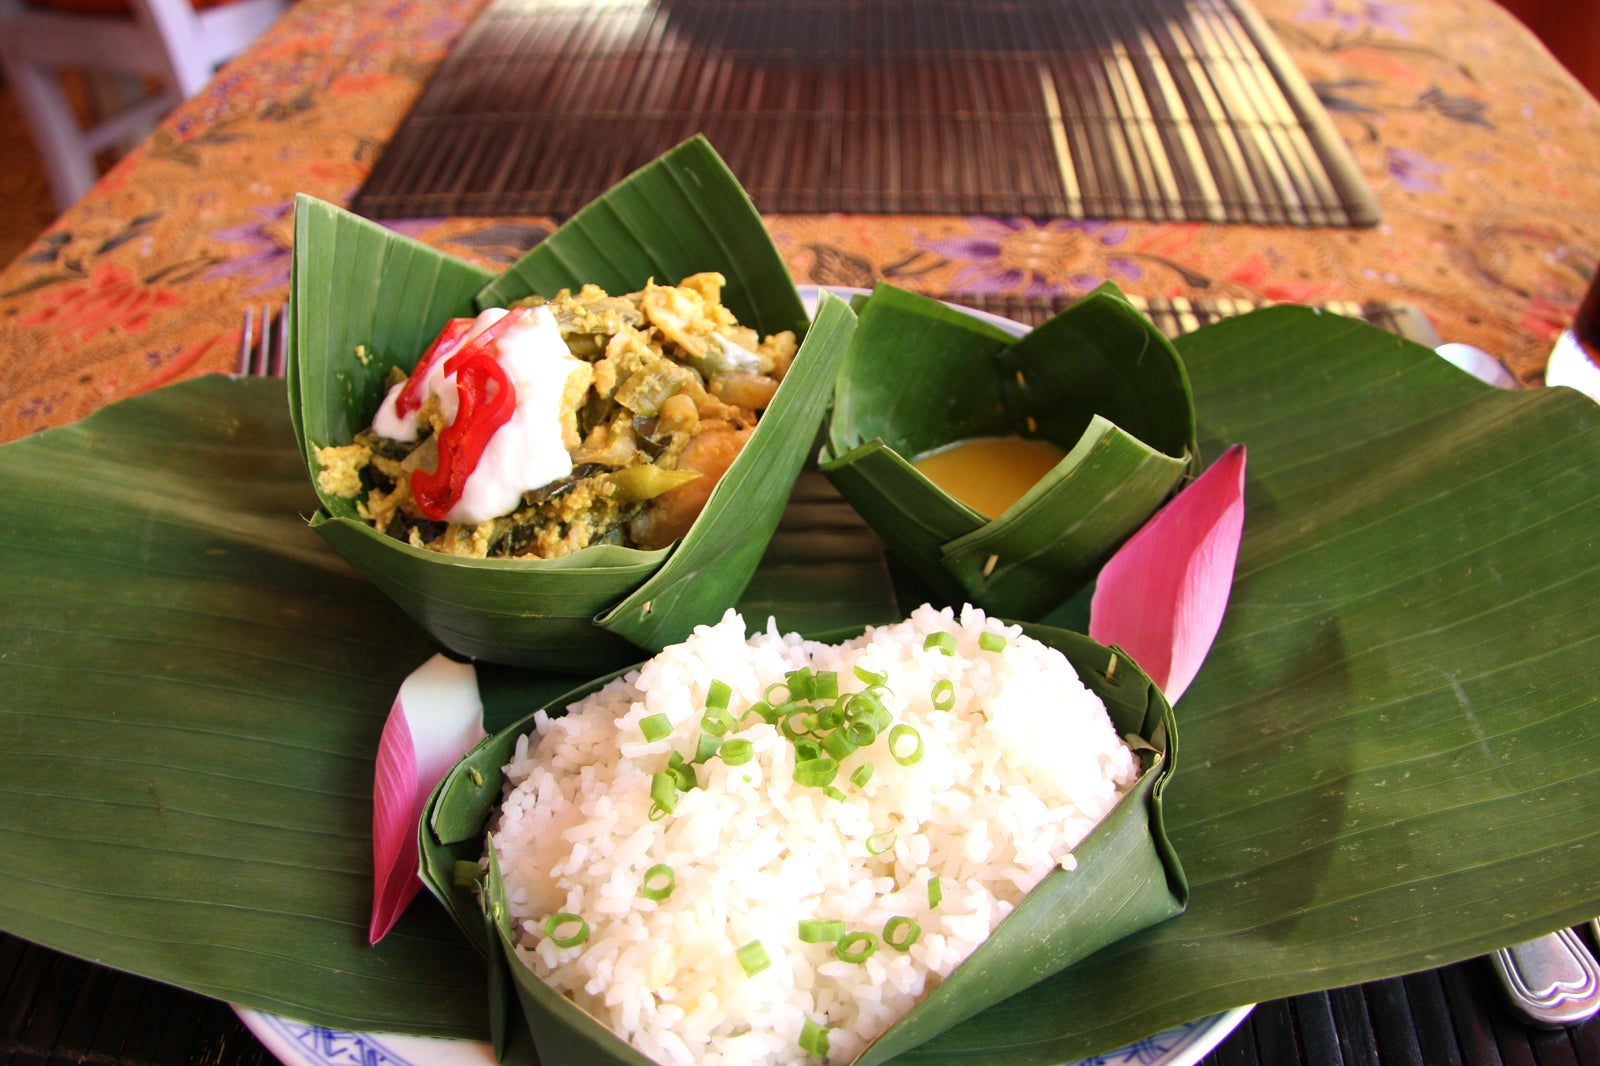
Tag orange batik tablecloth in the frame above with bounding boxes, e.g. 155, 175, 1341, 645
0, 0, 1597, 442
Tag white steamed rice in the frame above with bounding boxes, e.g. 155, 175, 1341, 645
491, 603, 1140, 1065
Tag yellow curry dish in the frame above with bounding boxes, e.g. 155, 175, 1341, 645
315, 273, 798, 560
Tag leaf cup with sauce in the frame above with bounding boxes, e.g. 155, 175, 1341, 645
287, 137, 857, 673
818, 284, 1197, 620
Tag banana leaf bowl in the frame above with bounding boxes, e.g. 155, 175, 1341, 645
287, 137, 857, 673
417, 618, 1184, 1066
819, 283, 1197, 621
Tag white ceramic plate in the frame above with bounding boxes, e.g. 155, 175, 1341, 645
237, 1004, 1254, 1066
235, 285, 1254, 1066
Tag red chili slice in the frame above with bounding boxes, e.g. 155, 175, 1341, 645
393, 317, 475, 419
410, 345, 519, 521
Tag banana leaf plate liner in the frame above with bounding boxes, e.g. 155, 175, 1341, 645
820, 283, 1196, 621
289, 136, 855, 673
419, 623, 1184, 1066
4, 305, 1600, 1064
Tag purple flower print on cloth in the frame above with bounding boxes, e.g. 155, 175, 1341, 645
1385, 147, 1448, 192
205, 202, 295, 295
921, 217, 1142, 298
1296, 0, 1413, 37
206, 206, 443, 296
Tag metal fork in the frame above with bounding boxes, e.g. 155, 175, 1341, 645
235, 304, 287, 378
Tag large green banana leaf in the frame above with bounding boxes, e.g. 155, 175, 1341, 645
1, 305, 1598, 1062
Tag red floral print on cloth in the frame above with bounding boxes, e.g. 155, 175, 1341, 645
20, 263, 182, 342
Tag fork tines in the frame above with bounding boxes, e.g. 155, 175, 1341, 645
235, 305, 287, 378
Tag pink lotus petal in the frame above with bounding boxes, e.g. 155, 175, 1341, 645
370, 654, 485, 944
1090, 444, 1247, 704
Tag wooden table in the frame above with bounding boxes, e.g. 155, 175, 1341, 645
2, 0, 1599, 1063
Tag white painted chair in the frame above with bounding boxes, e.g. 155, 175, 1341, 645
0, 0, 290, 211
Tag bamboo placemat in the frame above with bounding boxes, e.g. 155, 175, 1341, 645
965, 293, 1437, 345
350, 0, 1379, 227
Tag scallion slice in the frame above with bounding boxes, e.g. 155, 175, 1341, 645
853, 664, 887, 687
701, 707, 735, 736
979, 631, 1007, 652
706, 678, 732, 711
742, 699, 778, 726
639, 712, 672, 743
720, 737, 754, 765
798, 918, 846, 943
813, 671, 839, 700
650, 771, 678, 814
821, 784, 847, 802
835, 930, 878, 963
820, 728, 858, 761
794, 756, 839, 788
883, 916, 921, 952
694, 731, 722, 764
889, 724, 924, 765
799, 1019, 830, 1060
544, 913, 589, 948
928, 876, 943, 908
850, 763, 874, 789
865, 829, 896, 855
930, 678, 955, 711
923, 631, 957, 655
736, 939, 770, 976
785, 668, 816, 701
641, 864, 675, 901
666, 751, 698, 790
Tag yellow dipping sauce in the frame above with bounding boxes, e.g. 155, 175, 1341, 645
912, 435, 1067, 519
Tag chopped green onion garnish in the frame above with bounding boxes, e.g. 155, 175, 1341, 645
639, 712, 673, 742
544, 913, 589, 948
702, 707, 735, 736
742, 699, 778, 726
835, 930, 878, 963
736, 939, 770, 976
883, 916, 921, 952
720, 737, 754, 765
854, 665, 888, 687
798, 918, 846, 942
845, 718, 878, 747
650, 771, 678, 813
641, 864, 675, 901
923, 631, 957, 655
794, 756, 839, 788
780, 709, 814, 741
666, 751, 698, 790
794, 737, 823, 763
865, 829, 896, 855
786, 668, 816, 701
694, 731, 722, 764
889, 724, 923, 765
928, 876, 943, 908
813, 671, 839, 700
820, 728, 858, 761
930, 678, 955, 711
706, 678, 732, 710
850, 763, 874, 789
980, 631, 1007, 652
799, 1018, 830, 1060
821, 784, 847, 802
